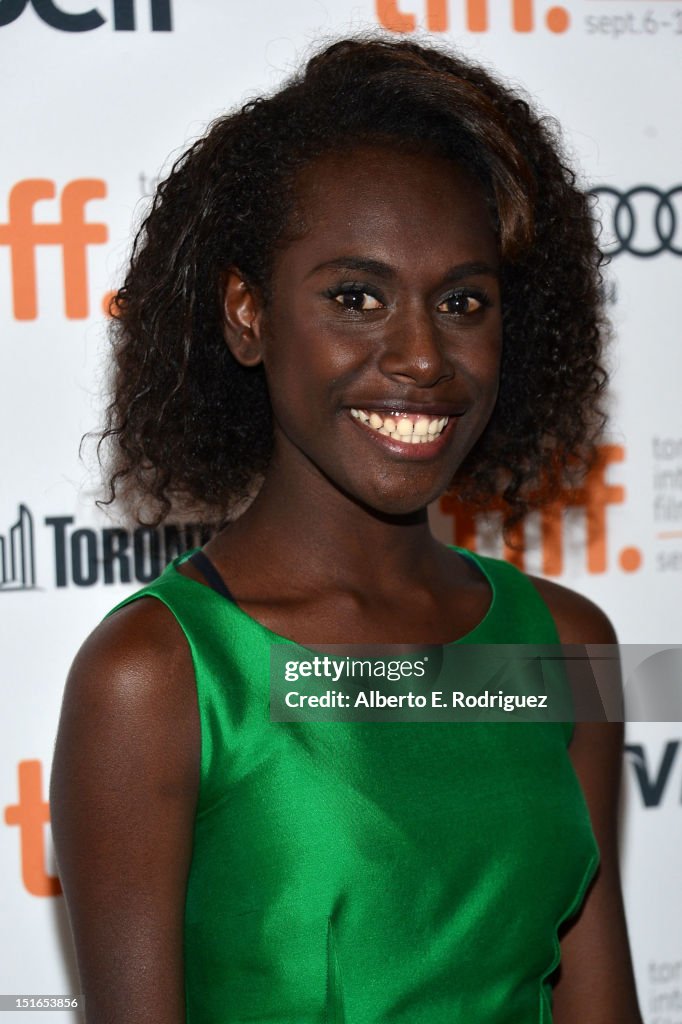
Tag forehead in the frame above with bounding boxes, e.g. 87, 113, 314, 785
278, 143, 499, 271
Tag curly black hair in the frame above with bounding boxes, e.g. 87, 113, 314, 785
98, 33, 609, 530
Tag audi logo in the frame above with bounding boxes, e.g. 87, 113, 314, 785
592, 186, 682, 258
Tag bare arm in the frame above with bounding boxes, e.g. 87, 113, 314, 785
49, 598, 200, 1024
531, 577, 643, 1024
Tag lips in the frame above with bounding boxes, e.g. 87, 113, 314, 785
346, 403, 462, 464
350, 407, 449, 443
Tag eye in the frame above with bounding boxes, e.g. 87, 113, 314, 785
437, 290, 489, 316
327, 284, 384, 312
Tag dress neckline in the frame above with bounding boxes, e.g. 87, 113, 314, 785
171, 544, 497, 649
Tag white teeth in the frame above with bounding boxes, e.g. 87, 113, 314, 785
350, 409, 450, 444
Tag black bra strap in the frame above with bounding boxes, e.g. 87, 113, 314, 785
188, 550, 236, 603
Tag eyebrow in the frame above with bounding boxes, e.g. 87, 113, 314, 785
306, 257, 499, 282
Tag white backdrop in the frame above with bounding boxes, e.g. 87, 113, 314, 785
1, 2, 680, 1020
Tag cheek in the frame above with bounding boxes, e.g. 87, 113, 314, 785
457, 329, 503, 391
259, 327, 336, 429
265, 324, 362, 401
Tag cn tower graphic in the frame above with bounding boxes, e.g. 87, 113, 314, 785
0, 505, 36, 590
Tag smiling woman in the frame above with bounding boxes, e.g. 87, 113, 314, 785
224, 146, 502, 519
49, 34, 642, 1024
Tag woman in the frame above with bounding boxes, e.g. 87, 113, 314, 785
49, 35, 643, 1023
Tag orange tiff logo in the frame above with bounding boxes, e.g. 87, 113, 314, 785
0, 179, 108, 320
376, 0, 570, 33
4, 760, 61, 898
440, 444, 640, 575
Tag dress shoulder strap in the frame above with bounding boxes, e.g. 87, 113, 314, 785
453, 546, 561, 645
100, 548, 245, 666
102, 547, 203, 619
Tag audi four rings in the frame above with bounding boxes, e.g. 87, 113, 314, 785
592, 186, 682, 257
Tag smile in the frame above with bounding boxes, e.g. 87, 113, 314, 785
349, 408, 449, 444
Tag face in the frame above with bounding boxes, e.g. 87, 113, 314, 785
231, 144, 503, 517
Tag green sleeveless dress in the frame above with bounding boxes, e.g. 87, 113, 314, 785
106, 545, 599, 1024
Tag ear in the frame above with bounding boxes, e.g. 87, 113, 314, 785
221, 267, 265, 367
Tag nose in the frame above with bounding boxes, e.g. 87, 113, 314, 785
378, 306, 453, 388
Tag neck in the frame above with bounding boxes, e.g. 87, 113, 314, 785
221, 452, 446, 591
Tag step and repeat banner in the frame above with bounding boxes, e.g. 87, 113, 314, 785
1, 1, 680, 1020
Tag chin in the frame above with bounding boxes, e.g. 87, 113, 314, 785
351, 485, 438, 521
318, 460, 452, 519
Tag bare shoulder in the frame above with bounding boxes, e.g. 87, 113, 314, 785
51, 589, 201, 853
527, 573, 618, 645
66, 594, 197, 712
51, 591, 201, 848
